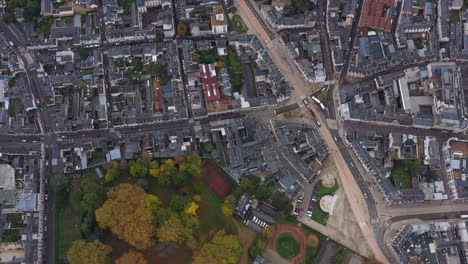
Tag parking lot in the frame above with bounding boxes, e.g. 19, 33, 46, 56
293, 181, 321, 219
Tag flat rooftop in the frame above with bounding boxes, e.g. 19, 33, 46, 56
0, 164, 15, 190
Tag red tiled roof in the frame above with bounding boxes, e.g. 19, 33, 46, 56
359, 0, 396, 33
199, 64, 221, 101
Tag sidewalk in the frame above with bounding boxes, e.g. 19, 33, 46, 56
263, 249, 291, 264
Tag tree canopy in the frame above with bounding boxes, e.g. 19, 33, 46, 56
179, 155, 202, 178
49, 174, 70, 192
193, 231, 242, 264
185, 202, 199, 215
80, 174, 103, 214
240, 176, 271, 200
391, 160, 420, 189
177, 23, 188, 37
157, 214, 186, 243
129, 159, 149, 178
170, 195, 190, 213
105, 161, 121, 183
150, 159, 177, 185
221, 195, 237, 216
116, 250, 148, 264
95, 184, 161, 249
67, 240, 111, 264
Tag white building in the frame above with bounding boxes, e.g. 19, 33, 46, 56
211, 6, 228, 34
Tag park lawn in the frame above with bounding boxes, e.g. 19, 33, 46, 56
276, 232, 300, 259
317, 89, 328, 107
231, 15, 248, 33
311, 207, 328, 226
228, 51, 242, 73
197, 181, 237, 234
55, 191, 82, 262
318, 183, 339, 198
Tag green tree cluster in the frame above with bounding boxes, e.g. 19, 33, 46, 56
391, 160, 420, 189
197, 48, 220, 64
67, 240, 112, 264
129, 159, 149, 178
202, 143, 215, 153
248, 226, 274, 259
2, 229, 20, 242
221, 194, 236, 216
95, 184, 161, 249
193, 231, 242, 264
81, 174, 103, 215
4, 0, 40, 23
149, 156, 201, 187
170, 195, 191, 212
287, 0, 316, 15
105, 161, 121, 183
49, 174, 70, 193
240, 176, 271, 200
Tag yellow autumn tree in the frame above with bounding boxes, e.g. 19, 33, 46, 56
221, 203, 235, 216
179, 155, 201, 177
185, 202, 199, 215
193, 231, 242, 264
116, 250, 148, 264
157, 215, 185, 243
67, 240, 111, 264
150, 159, 177, 185
221, 194, 236, 216
95, 184, 161, 250
262, 226, 275, 239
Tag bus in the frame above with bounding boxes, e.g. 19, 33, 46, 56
312, 96, 326, 110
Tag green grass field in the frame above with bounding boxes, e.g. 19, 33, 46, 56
311, 207, 328, 225
197, 181, 237, 234
55, 191, 82, 263
231, 15, 248, 33
228, 51, 242, 73
276, 232, 300, 259
318, 183, 339, 198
